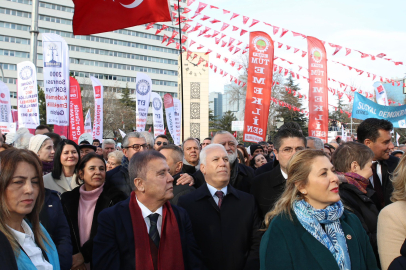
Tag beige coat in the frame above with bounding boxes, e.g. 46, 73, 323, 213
43, 172, 80, 194
377, 201, 406, 270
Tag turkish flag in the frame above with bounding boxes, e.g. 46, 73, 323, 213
233, 131, 237, 138
73, 0, 172, 35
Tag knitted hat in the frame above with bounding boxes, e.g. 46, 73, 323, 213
5, 133, 18, 145
250, 144, 263, 155
29, 134, 50, 154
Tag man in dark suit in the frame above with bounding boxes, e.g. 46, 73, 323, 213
357, 118, 400, 210
93, 151, 202, 270
192, 131, 255, 192
182, 138, 201, 174
251, 128, 306, 219
178, 144, 261, 270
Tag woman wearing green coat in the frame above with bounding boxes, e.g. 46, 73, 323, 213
260, 150, 379, 270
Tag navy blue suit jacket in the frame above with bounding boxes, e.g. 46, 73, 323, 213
92, 197, 203, 270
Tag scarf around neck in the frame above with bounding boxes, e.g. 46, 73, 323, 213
121, 155, 129, 170
293, 200, 351, 270
129, 192, 184, 270
41, 161, 54, 175
336, 172, 369, 194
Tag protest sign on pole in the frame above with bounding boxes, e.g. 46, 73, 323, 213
17, 61, 40, 129
373, 82, 389, 106
68, 77, 84, 144
173, 98, 182, 144
84, 109, 92, 134
42, 33, 70, 126
135, 72, 152, 132
150, 92, 165, 138
163, 93, 176, 143
0, 81, 12, 123
243, 31, 274, 143
90, 76, 103, 141
307, 36, 329, 143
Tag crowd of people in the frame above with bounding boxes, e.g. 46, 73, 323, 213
0, 118, 406, 270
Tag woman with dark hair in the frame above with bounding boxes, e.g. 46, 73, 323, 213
28, 134, 55, 175
0, 149, 60, 269
61, 153, 126, 270
250, 154, 267, 170
43, 139, 81, 194
237, 145, 250, 166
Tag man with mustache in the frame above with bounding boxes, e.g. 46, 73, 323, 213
182, 138, 201, 175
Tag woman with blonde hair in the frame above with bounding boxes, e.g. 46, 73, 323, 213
377, 155, 406, 270
260, 150, 378, 270
106, 150, 124, 171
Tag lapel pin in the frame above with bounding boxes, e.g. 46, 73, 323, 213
346, 234, 352, 240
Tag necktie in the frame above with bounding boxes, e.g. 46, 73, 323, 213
148, 213, 160, 247
215, 191, 224, 209
371, 162, 384, 208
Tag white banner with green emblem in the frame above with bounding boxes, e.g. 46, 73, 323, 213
151, 92, 164, 138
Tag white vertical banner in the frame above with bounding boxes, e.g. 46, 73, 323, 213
84, 109, 92, 133
90, 76, 103, 141
396, 133, 401, 146
0, 81, 12, 123
163, 93, 177, 143
342, 125, 347, 142
118, 129, 126, 138
135, 72, 152, 132
42, 33, 70, 126
173, 98, 182, 145
17, 61, 40, 129
150, 92, 165, 138
373, 82, 389, 106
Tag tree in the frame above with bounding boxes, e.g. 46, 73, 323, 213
120, 83, 136, 108
38, 85, 47, 125
216, 111, 237, 132
209, 107, 219, 135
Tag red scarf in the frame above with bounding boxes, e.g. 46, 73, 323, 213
129, 191, 185, 270
336, 172, 369, 194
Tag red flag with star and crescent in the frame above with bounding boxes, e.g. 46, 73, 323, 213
72, 0, 172, 35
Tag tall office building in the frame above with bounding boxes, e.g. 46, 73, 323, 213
223, 83, 244, 120
0, 0, 184, 109
209, 92, 223, 119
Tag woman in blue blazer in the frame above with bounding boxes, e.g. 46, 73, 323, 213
260, 150, 379, 270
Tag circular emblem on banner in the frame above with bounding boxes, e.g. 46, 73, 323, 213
19, 66, 33, 80
0, 93, 5, 98
252, 36, 270, 53
136, 79, 150, 96
311, 48, 323, 63
153, 97, 162, 110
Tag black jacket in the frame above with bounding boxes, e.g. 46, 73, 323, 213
254, 160, 274, 176
61, 184, 127, 267
178, 184, 262, 270
389, 239, 406, 270
182, 163, 198, 174
192, 160, 255, 193
106, 164, 132, 197
39, 189, 72, 270
170, 172, 196, 206
0, 230, 18, 270
250, 164, 286, 220
339, 182, 380, 265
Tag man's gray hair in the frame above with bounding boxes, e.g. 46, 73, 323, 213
213, 130, 238, 144
306, 136, 324, 150
200, 144, 227, 166
14, 133, 34, 149
102, 139, 116, 149
140, 131, 154, 149
182, 137, 199, 150
107, 150, 124, 164
122, 132, 146, 148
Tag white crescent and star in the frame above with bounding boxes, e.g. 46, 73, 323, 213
120, 0, 144, 8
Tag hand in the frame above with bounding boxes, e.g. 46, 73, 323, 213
72, 253, 85, 269
72, 263, 86, 270
176, 174, 194, 186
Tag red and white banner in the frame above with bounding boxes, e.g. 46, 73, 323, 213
17, 61, 40, 129
135, 72, 152, 132
150, 92, 165, 138
68, 77, 84, 144
91, 76, 103, 141
72, 0, 172, 35
173, 98, 182, 145
243, 31, 274, 143
0, 81, 12, 123
373, 81, 389, 106
307, 36, 328, 143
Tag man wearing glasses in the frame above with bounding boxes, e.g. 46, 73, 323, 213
106, 132, 148, 196
250, 128, 306, 219
153, 134, 169, 150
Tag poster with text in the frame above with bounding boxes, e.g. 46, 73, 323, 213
150, 92, 165, 138
91, 76, 103, 141
17, 61, 39, 129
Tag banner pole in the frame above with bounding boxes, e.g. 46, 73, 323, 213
177, 0, 184, 143
30, 0, 39, 67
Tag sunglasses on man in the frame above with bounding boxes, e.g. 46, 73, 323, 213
155, 141, 168, 146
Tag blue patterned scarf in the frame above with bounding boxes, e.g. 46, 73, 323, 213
293, 200, 351, 270
121, 155, 129, 170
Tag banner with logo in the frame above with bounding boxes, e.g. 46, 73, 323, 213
84, 109, 92, 133
243, 31, 274, 143
373, 82, 389, 106
173, 98, 182, 145
135, 72, 152, 132
163, 93, 176, 143
307, 36, 329, 143
42, 33, 70, 126
0, 122, 16, 133
68, 77, 84, 144
17, 61, 40, 129
91, 76, 103, 141
0, 81, 12, 123
352, 92, 406, 128
150, 92, 165, 138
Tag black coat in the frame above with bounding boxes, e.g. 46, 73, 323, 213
389, 239, 406, 270
178, 184, 262, 270
339, 182, 380, 265
39, 189, 72, 270
106, 165, 132, 197
182, 163, 197, 174
254, 160, 274, 176
192, 160, 255, 193
0, 230, 18, 270
61, 184, 127, 266
92, 197, 203, 270
250, 164, 286, 220
170, 172, 196, 206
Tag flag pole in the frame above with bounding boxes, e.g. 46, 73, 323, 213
177, 0, 185, 144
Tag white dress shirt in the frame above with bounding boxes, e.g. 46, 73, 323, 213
280, 168, 288, 180
136, 196, 163, 236
8, 220, 53, 270
206, 183, 228, 205
369, 161, 383, 187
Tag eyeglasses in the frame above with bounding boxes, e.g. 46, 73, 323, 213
155, 141, 168, 146
280, 146, 305, 154
125, 144, 148, 150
